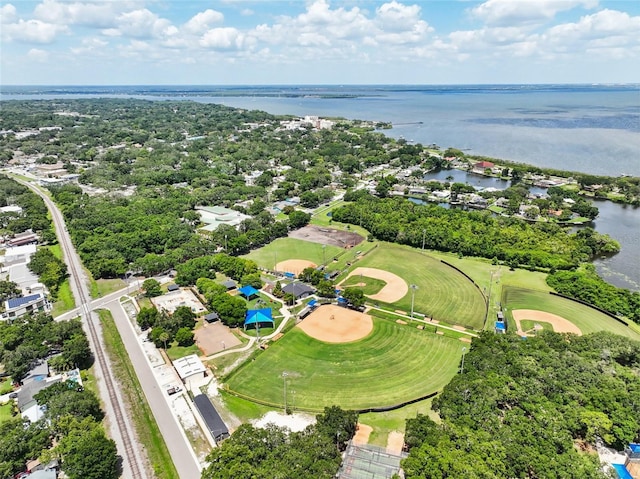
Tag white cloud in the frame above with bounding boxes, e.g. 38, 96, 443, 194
2, 19, 68, 44
115, 9, 176, 39
0, 3, 17, 23
376, 1, 422, 32
184, 9, 224, 35
27, 48, 48, 61
200, 27, 244, 50
70, 37, 108, 55
542, 9, 640, 54
470, 0, 598, 27
34, 0, 120, 28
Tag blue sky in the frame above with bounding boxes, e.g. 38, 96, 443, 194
1, 0, 639, 85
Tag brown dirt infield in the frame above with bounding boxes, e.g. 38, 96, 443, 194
276, 259, 316, 275
288, 224, 364, 248
297, 304, 373, 343
353, 424, 373, 445
512, 309, 582, 336
341, 267, 408, 303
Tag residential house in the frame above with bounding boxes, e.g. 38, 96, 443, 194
1, 293, 48, 321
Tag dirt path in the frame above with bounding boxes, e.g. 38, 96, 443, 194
386, 431, 405, 455
353, 424, 373, 445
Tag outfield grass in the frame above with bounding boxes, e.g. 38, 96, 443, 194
348, 243, 486, 329
243, 237, 344, 270
225, 318, 463, 411
421, 249, 550, 329
502, 286, 640, 340
99, 310, 179, 479
342, 275, 386, 295
359, 397, 440, 447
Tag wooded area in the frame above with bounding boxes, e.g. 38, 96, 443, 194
402, 331, 640, 478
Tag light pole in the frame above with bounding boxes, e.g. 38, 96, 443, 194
422, 228, 426, 250
224, 234, 228, 251
322, 244, 326, 265
410, 284, 418, 319
282, 372, 288, 412
461, 347, 467, 373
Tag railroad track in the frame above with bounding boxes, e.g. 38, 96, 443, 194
18, 179, 145, 479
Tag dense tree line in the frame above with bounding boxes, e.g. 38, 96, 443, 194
196, 278, 247, 328
332, 195, 618, 270
28, 248, 68, 298
175, 253, 259, 286
48, 184, 297, 279
201, 406, 357, 479
401, 331, 640, 478
0, 314, 92, 382
0, 177, 55, 242
547, 265, 640, 323
136, 305, 196, 349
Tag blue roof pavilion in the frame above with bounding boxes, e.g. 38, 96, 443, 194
244, 308, 274, 330
238, 285, 259, 299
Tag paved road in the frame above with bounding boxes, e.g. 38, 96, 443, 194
105, 299, 202, 479
14, 178, 200, 479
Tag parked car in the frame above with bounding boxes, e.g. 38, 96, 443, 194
166, 386, 182, 396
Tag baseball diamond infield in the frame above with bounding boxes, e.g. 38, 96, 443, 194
512, 309, 582, 336
341, 267, 408, 303
276, 259, 317, 275
298, 305, 373, 343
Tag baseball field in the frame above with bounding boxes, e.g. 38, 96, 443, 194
225, 315, 463, 411
348, 243, 486, 329
501, 286, 640, 340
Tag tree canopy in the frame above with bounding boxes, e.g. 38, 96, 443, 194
401, 331, 640, 478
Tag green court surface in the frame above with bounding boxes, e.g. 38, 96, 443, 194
225, 318, 463, 411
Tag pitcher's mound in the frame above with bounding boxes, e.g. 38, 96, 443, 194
276, 259, 316, 274
298, 305, 373, 343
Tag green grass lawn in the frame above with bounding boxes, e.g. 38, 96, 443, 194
0, 402, 14, 424
422, 249, 550, 329
0, 378, 13, 395
347, 243, 486, 330
225, 318, 463, 411
519, 319, 554, 333
359, 397, 440, 447
50, 279, 75, 316
341, 275, 386, 295
502, 286, 640, 340
243, 237, 344, 270
166, 342, 201, 361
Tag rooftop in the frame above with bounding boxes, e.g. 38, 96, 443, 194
173, 354, 206, 380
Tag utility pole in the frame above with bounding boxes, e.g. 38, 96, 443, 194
410, 284, 418, 319
282, 372, 288, 412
